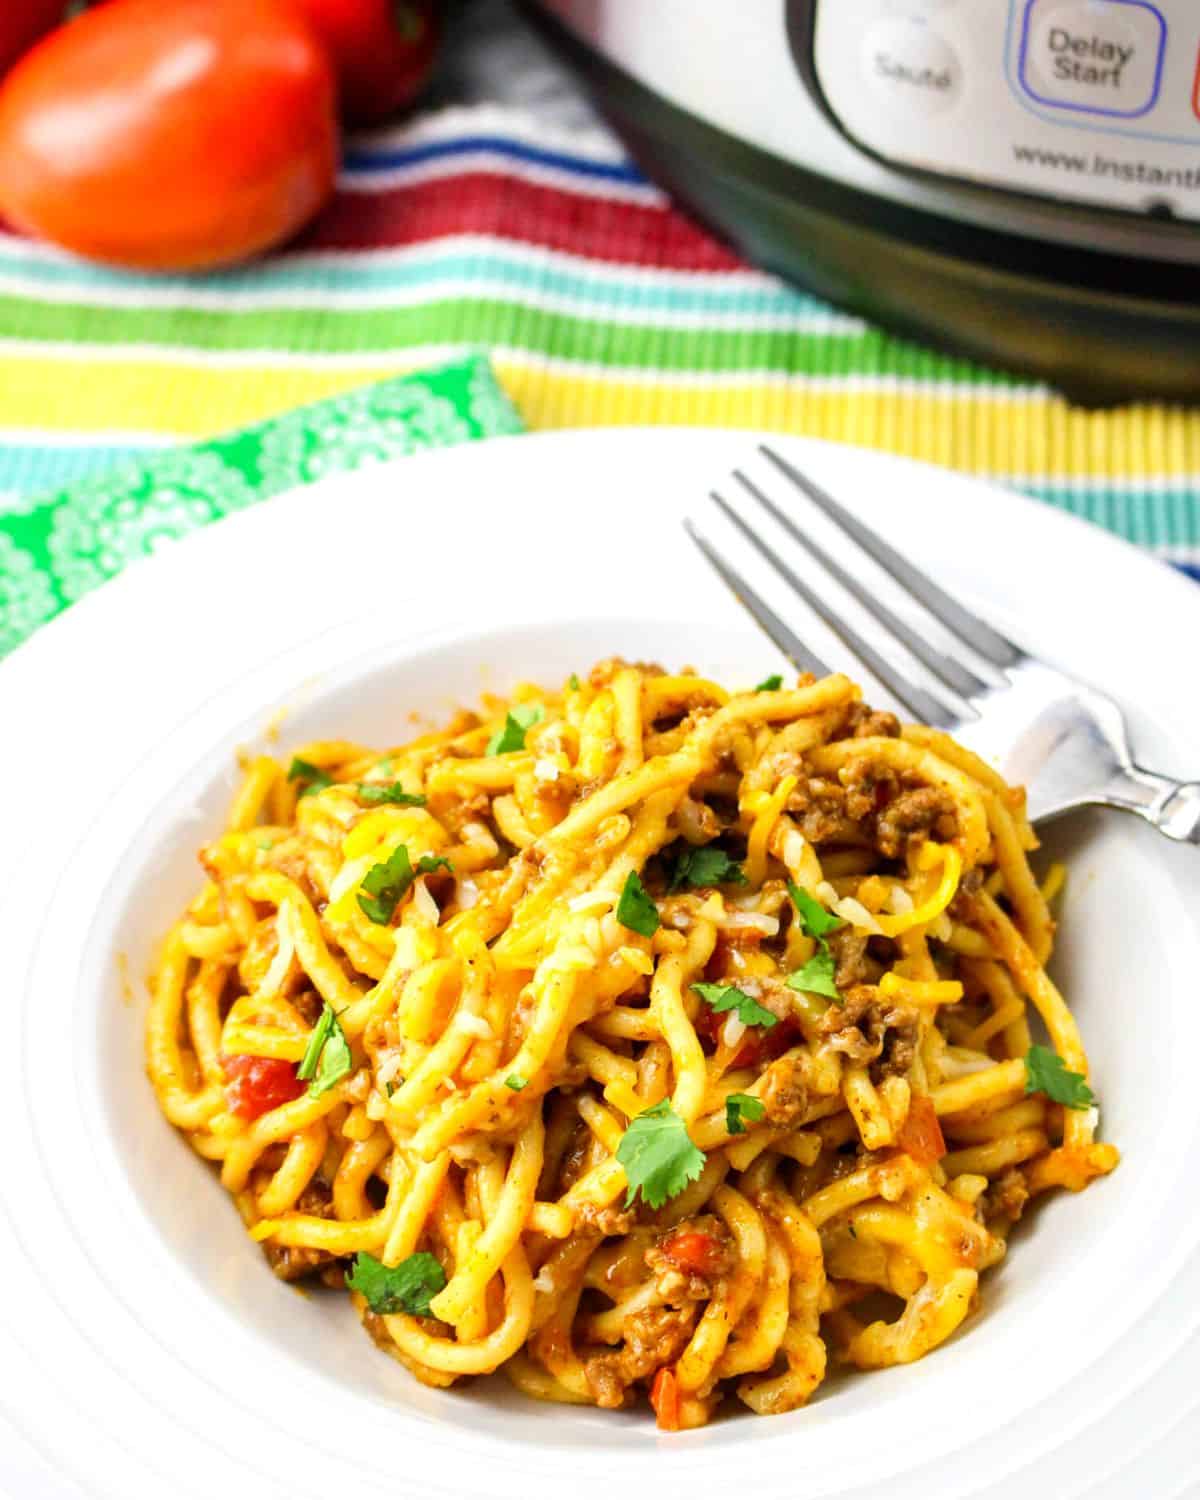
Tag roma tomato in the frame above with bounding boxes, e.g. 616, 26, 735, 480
290, 0, 439, 124
0, 0, 338, 271
0, 2, 69, 79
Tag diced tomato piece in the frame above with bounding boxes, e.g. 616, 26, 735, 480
649, 1367, 681, 1431
658, 1229, 724, 1279
221, 1053, 303, 1120
695, 1002, 799, 1069
896, 1095, 947, 1166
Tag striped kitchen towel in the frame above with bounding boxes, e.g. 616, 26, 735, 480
0, 104, 1196, 579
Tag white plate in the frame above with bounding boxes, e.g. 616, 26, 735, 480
1, 429, 1198, 1500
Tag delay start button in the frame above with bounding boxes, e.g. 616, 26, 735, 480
860, 17, 961, 117
1019, 0, 1166, 119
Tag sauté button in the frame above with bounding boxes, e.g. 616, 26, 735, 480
1019, 0, 1166, 119
861, 18, 962, 116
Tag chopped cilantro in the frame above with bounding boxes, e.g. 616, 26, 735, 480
785, 881, 844, 1003
1025, 1045, 1095, 1110
486, 702, 544, 755
568, 673, 581, 691
384, 1079, 398, 1098
346, 1251, 446, 1316
616, 870, 660, 937
505, 1073, 528, 1091
357, 846, 451, 925
296, 1003, 351, 1098
692, 981, 778, 1030
670, 845, 748, 892
755, 674, 783, 692
287, 756, 333, 797
357, 844, 415, 925
725, 1092, 766, 1136
788, 881, 844, 939
297, 1005, 334, 1079
616, 1098, 705, 1210
357, 781, 426, 807
785, 950, 841, 1001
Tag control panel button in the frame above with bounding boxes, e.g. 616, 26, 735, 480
860, 18, 961, 116
1019, 0, 1166, 119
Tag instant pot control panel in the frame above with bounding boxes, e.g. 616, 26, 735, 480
800, 0, 1200, 221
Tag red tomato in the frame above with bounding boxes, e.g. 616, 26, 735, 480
0, 2, 69, 79
695, 1000, 799, 1070
222, 1053, 304, 1120
896, 1095, 947, 1166
289, 0, 439, 123
658, 1228, 724, 1280
649, 1367, 681, 1432
0, 0, 338, 271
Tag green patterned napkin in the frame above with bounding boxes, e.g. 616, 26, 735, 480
0, 355, 523, 658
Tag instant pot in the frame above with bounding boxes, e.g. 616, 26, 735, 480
525, 0, 1200, 401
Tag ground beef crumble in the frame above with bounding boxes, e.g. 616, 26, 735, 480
838, 701, 902, 740
260, 1180, 341, 1284
874, 785, 958, 858
758, 1055, 810, 1127
818, 985, 919, 1080
785, 775, 862, 845
645, 1215, 736, 1302
826, 928, 880, 990
575, 1202, 637, 1237
583, 1305, 698, 1409
786, 758, 958, 856
583, 1220, 727, 1407
982, 1167, 1030, 1225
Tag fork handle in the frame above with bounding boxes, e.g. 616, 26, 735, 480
1103, 766, 1200, 844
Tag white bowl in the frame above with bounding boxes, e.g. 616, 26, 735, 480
3, 429, 1199, 1499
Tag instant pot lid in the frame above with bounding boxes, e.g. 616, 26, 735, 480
522, 2, 1200, 405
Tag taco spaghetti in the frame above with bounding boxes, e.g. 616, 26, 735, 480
145, 660, 1117, 1428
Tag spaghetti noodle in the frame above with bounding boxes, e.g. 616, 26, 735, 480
145, 660, 1117, 1428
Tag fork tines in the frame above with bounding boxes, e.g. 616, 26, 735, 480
685, 444, 1023, 728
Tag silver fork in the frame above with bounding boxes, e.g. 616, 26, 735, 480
684, 444, 1200, 843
